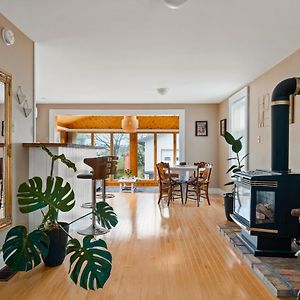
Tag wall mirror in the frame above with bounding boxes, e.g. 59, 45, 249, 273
0, 69, 12, 230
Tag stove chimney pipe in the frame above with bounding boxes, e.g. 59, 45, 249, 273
271, 77, 300, 172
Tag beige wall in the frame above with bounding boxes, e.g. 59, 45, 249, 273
0, 13, 34, 246
218, 49, 300, 191
218, 99, 230, 192
36, 103, 220, 188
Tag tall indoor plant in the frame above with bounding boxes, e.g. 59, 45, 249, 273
2, 146, 118, 290
223, 131, 248, 221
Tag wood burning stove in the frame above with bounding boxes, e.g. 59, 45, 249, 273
231, 170, 300, 257
230, 77, 300, 257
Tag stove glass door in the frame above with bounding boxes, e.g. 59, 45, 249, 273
255, 191, 275, 224
234, 184, 251, 223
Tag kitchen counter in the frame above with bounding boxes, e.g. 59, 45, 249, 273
26, 143, 99, 230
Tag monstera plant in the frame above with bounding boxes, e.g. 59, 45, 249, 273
1, 146, 118, 290
223, 131, 248, 221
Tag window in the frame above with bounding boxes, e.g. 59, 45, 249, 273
229, 87, 248, 169
73, 131, 180, 181
75, 133, 91, 145
157, 134, 174, 164
113, 133, 130, 179
94, 133, 111, 156
138, 134, 154, 179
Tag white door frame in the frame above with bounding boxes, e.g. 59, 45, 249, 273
49, 109, 186, 161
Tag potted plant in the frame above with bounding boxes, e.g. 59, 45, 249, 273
124, 168, 133, 178
223, 131, 248, 221
1, 146, 118, 290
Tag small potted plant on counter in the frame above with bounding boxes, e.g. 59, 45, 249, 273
124, 168, 133, 178
223, 131, 248, 221
2, 146, 118, 290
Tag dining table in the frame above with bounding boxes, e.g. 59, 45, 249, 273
169, 164, 205, 181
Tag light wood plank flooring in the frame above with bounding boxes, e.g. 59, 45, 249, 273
0, 193, 292, 300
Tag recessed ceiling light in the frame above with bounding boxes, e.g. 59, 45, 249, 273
157, 88, 169, 95
163, 0, 188, 9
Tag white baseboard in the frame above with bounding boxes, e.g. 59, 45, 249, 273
209, 188, 225, 195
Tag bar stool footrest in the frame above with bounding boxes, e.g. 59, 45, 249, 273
77, 224, 109, 236
96, 193, 115, 199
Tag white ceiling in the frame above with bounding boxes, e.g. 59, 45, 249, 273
0, 0, 300, 104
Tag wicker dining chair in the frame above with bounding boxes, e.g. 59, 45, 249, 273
156, 162, 183, 206
185, 163, 213, 206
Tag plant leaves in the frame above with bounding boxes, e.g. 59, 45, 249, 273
67, 236, 112, 290
41, 145, 54, 158
232, 140, 242, 153
227, 157, 237, 161
226, 165, 237, 174
240, 153, 249, 162
18, 176, 75, 214
41, 145, 77, 172
93, 202, 118, 230
223, 131, 235, 145
3, 226, 49, 271
224, 181, 234, 186
54, 154, 77, 172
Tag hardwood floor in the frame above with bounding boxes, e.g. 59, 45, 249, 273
0, 193, 291, 300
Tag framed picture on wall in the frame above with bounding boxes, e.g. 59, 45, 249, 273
195, 121, 208, 136
220, 119, 226, 136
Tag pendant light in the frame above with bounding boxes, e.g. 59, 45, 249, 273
122, 116, 139, 133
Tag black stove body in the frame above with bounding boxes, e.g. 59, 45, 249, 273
231, 170, 300, 257
230, 77, 300, 257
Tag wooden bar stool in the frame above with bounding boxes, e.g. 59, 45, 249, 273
77, 156, 118, 236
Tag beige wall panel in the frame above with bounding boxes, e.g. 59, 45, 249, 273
218, 99, 231, 192
0, 13, 34, 247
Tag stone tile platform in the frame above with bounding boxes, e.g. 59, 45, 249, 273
217, 223, 300, 298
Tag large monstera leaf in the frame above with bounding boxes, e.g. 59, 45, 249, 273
3, 226, 49, 271
67, 236, 112, 290
93, 202, 118, 230
17, 176, 75, 214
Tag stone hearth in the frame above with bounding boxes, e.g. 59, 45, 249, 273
217, 223, 300, 298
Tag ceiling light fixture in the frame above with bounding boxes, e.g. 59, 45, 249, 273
163, 0, 188, 9
157, 88, 169, 95
121, 116, 139, 133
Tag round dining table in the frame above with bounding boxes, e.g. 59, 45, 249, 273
169, 165, 205, 181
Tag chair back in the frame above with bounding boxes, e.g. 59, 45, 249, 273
194, 161, 206, 179
156, 162, 171, 184
84, 156, 118, 180
201, 163, 213, 183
